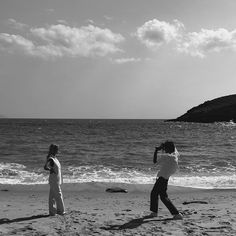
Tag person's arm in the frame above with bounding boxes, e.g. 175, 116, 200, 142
44, 158, 54, 171
153, 148, 158, 164
153, 144, 164, 164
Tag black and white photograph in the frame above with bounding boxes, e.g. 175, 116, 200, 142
0, 0, 236, 235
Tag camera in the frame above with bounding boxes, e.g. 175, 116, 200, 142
156, 143, 165, 151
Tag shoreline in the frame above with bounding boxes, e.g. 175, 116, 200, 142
1, 182, 236, 191
1, 183, 236, 235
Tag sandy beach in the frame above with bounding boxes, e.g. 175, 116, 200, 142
0, 183, 236, 236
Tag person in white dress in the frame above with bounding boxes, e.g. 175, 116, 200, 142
44, 144, 65, 216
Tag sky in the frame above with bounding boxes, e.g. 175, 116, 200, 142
0, 0, 236, 119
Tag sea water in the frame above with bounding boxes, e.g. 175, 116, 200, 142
0, 119, 236, 189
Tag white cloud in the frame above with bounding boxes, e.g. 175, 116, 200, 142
45, 9, 55, 13
0, 33, 34, 53
86, 19, 95, 25
0, 33, 64, 58
0, 23, 125, 59
3, 19, 236, 59
112, 57, 141, 64
57, 19, 68, 25
136, 19, 184, 49
177, 28, 236, 58
7, 18, 28, 30
104, 15, 113, 21
136, 18, 236, 58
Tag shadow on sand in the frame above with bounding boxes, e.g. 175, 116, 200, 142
101, 215, 174, 230
0, 214, 49, 225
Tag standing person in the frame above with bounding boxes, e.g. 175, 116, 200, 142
44, 144, 65, 216
149, 140, 183, 220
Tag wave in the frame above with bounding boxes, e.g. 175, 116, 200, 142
170, 175, 236, 189
0, 162, 46, 184
216, 120, 236, 127
1, 162, 236, 189
64, 166, 236, 189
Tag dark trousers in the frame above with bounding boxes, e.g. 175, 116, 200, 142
150, 177, 179, 215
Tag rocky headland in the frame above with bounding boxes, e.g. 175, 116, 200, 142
169, 94, 236, 123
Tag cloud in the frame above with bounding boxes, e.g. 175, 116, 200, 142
104, 15, 113, 21
7, 18, 28, 30
136, 18, 236, 58
0, 33, 34, 54
136, 19, 184, 49
45, 9, 55, 13
112, 57, 141, 64
86, 19, 95, 25
57, 19, 68, 25
0, 23, 124, 59
2, 19, 236, 59
177, 28, 236, 58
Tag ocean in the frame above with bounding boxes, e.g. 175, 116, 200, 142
0, 119, 236, 189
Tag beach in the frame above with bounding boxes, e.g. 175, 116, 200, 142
0, 183, 236, 236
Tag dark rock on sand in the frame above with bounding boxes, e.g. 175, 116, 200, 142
183, 201, 208, 205
106, 187, 128, 193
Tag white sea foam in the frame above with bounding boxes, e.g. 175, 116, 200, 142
1, 163, 236, 189
64, 165, 154, 184
0, 162, 47, 184
216, 120, 236, 127
170, 175, 236, 189
63, 166, 236, 189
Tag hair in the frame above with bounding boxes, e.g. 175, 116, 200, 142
47, 144, 59, 157
164, 141, 175, 153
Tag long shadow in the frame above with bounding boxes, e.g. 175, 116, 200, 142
0, 214, 49, 225
101, 215, 174, 230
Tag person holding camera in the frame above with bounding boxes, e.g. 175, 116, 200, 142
149, 140, 183, 220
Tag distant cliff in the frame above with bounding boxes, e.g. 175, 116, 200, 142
169, 94, 236, 123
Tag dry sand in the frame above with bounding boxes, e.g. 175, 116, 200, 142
0, 183, 236, 236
